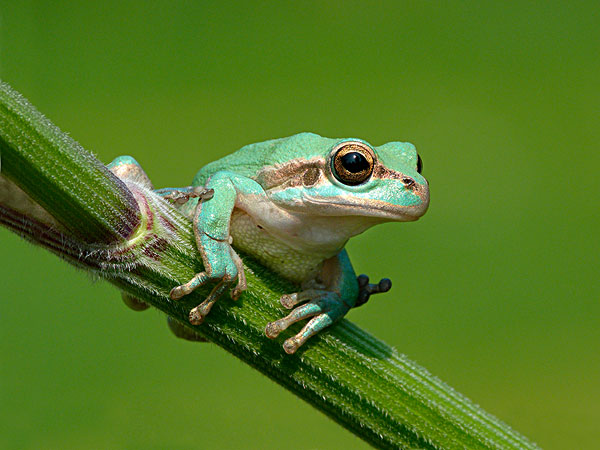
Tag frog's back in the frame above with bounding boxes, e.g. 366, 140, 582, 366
191, 137, 281, 186
192, 132, 336, 186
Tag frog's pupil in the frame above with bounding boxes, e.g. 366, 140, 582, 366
341, 152, 368, 173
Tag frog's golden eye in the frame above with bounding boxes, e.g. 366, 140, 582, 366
331, 142, 375, 185
417, 154, 423, 174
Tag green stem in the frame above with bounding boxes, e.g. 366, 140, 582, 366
0, 82, 139, 243
0, 81, 540, 450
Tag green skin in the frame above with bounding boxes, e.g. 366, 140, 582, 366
110, 132, 429, 354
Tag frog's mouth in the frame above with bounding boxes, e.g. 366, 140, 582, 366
302, 194, 429, 221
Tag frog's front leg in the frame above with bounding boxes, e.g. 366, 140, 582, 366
169, 171, 264, 324
265, 250, 359, 354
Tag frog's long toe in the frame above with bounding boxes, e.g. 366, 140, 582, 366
169, 272, 210, 300
266, 300, 325, 339
229, 248, 247, 300
279, 289, 329, 309
188, 281, 228, 325
266, 297, 344, 354
283, 314, 335, 354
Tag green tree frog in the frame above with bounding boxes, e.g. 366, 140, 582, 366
110, 132, 429, 354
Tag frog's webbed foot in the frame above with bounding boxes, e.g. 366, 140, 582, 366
265, 293, 349, 354
355, 274, 391, 307
156, 186, 214, 205
170, 245, 247, 325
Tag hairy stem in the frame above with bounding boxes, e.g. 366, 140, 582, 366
0, 82, 139, 243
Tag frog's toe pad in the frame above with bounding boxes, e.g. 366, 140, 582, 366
189, 307, 206, 325
170, 273, 210, 300
280, 293, 297, 309
187, 280, 228, 325
283, 337, 302, 354
265, 321, 282, 339
230, 280, 246, 301
169, 285, 187, 300
282, 314, 336, 354
189, 299, 216, 325
279, 289, 329, 309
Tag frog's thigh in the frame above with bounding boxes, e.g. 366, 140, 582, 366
107, 157, 154, 311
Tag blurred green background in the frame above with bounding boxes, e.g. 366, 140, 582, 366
1, 1, 598, 449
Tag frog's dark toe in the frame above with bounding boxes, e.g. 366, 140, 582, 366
355, 275, 392, 307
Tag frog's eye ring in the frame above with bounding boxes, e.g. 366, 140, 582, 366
417, 154, 423, 174
331, 142, 375, 185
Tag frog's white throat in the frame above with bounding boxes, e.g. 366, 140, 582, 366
234, 195, 385, 257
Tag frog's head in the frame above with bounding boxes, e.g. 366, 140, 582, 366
258, 133, 429, 223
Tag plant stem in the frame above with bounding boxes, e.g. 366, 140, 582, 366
0, 82, 139, 243
0, 81, 540, 450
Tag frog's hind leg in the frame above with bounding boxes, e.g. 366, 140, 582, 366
107, 157, 154, 312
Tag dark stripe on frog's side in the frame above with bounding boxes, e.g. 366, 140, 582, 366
255, 157, 417, 191
254, 157, 327, 190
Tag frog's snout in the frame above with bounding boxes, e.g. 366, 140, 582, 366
401, 177, 430, 220
416, 181, 430, 216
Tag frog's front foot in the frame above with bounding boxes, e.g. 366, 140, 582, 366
265, 293, 349, 354
170, 246, 247, 325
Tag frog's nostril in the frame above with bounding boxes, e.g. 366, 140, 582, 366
402, 177, 415, 188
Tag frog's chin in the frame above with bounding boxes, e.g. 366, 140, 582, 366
299, 196, 428, 222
